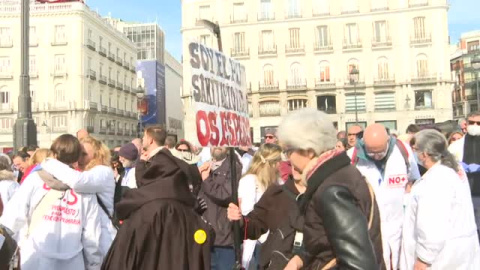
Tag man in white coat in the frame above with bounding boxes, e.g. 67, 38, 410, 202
0, 134, 102, 270
347, 124, 420, 269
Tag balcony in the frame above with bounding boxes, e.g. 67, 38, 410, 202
286, 12, 302, 19
30, 70, 38, 78
89, 101, 98, 111
0, 73, 13, 79
410, 34, 432, 46
88, 70, 96, 80
116, 83, 123, 90
285, 45, 305, 55
286, 80, 307, 91
343, 40, 363, 51
87, 126, 94, 133
117, 128, 124, 135
52, 126, 68, 133
344, 78, 365, 87
108, 107, 116, 114
123, 61, 129, 70
257, 12, 275, 21
107, 53, 115, 61
99, 46, 106, 56
29, 37, 39, 47
86, 39, 96, 51
230, 48, 250, 58
466, 94, 477, 101
230, 15, 248, 23
414, 103, 434, 110
108, 130, 115, 135
108, 79, 115, 87
312, 10, 330, 17
372, 38, 392, 49
411, 73, 437, 84
99, 75, 107, 84
53, 70, 67, 77
51, 39, 68, 46
318, 107, 337, 114
314, 43, 333, 53
118, 109, 125, 116
258, 45, 277, 56
259, 82, 279, 92
101, 105, 108, 113
315, 79, 336, 89
99, 127, 107, 134
341, 8, 360, 14
124, 85, 131, 92
371, 6, 389, 12
116, 57, 123, 65
0, 39, 13, 48
409, 0, 428, 8
130, 65, 136, 73
373, 77, 396, 86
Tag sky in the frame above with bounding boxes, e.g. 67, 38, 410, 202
87, 0, 480, 62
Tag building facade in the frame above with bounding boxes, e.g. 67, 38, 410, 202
0, 1, 139, 148
181, 0, 453, 143
451, 30, 480, 120
165, 51, 185, 140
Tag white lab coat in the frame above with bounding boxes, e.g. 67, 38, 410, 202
0, 172, 102, 270
400, 163, 480, 269
347, 142, 420, 270
0, 171, 19, 206
42, 160, 116, 256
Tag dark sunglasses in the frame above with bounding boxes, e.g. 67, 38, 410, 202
469, 121, 480, 126
265, 135, 275, 139
177, 149, 191, 153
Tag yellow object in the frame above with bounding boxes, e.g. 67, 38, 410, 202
194, 229, 207, 244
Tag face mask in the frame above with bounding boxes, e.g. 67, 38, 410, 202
13, 170, 19, 179
467, 125, 480, 136
414, 152, 424, 167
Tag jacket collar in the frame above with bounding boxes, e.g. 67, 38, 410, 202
355, 136, 396, 163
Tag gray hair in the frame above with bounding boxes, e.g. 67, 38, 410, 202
467, 111, 480, 119
277, 108, 337, 156
414, 129, 458, 172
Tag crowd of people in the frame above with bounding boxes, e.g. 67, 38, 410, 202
0, 109, 479, 269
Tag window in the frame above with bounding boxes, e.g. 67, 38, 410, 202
287, 0, 301, 17
413, 17, 426, 39
261, 30, 274, 51
52, 116, 67, 128
319, 61, 330, 82
0, 118, 13, 130
199, 5, 211, 20
347, 59, 360, 75
376, 121, 397, 131
108, 67, 112, 80
55, 84, 66, 103
259, 101, 280, 116
99, 36, 103, 47
467, 41, 479, 52
313, 0, 329, 15
100, 92, 103, 106
30, 84, 35, 103
372, 0, 388, 10
0, 27, 12, 47
416, 54, 428, 77
345, 94, 366, 112
415, 90, 433, 108
374, 21, 387, 42
54, 55, 65, 73
317, 95, 336, 114
99, 63, 104, 77
345, 23, 359, 45
54, 25, 66, 44
415, 118, 434, 125
377, 57, 389, 80
289, 63, 304, 85
0, 87, 9, 108
288, 99, 308, 111
263, 64, 274, 86
199, 35, 210, 46
472, 104, 478, 113
288, 28, 300, 49
342, 0, 358, 13
233, 32, 245, 53
29, 27, 37, 46
375, 92, 395, 111
259, 0, 273, 20
29, 55, 37, 76
0, 57, 11, 75
233, 2, 246, 22
316, 26, 329, 47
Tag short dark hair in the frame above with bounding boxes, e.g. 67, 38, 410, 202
467, 111, 480, 119
13, 151, 30, 161
175, 141, 192, 152
406, 124, 420, 134
27, 145, 39, 152
50, 134, 82, 165
165, 136, 177, 149
145, 125, 167, 147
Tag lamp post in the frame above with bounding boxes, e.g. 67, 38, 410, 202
472, 54, 480, 111
349, 67, 360, 124
136, 86, 145, 138
13, 0, 37, 152
195, 19, 223, 52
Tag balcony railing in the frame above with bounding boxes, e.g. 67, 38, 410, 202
0, 39, 13, 48
371, 6, 389, 12
130, 65, 136, 73
414, 103, 435, 110
314, 43, 333, 52
343, 40, 363, 50
116, 83, 123, 90
230, 15, 248, 23
312, 10, 330, 17
124, 85, 131, 92
259, 82, 279, 92
257, 12, 275, 21
99, 75, 107, 84
286, 80, 307, 91
258, 45, 277, 56
99, 46, 106, 56
116, 57, 123, 65
0, 73, 13, 79
466, 94, 477, 101
118, 110, 125, 117
341, 8, 359, 14
29, 70, 38, 78
108, 79, 115, 87
318, 107, 337, 114
286, 12, 302, 19
117, 128, 124, 135
285, 45, 305, 54
372, 38, 392, 48
409, 0, 428, 8
411, 73, 437, 84
315, 79, 336, 89
51, 39, 68, 46
373, 77, 395, 86
344, 78, 365, 87
53, 70, 67, 77
99, 127, 107, 134
87, 39, 96, 51
108, 129, 115, 135
108, 53, 115, 61
88, 70, 96, 80
29, 37, 38, 47
410, 34, 432, 45
230, 48, 250, 58
123, 61, 129, 69
89, 101, 98, 110
108, 107, 116, 114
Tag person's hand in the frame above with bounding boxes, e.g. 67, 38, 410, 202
405, 181, 414, 193
414, 259, 428, 270
468, 163, 480, 173
140, 151, 149, 161
227, 203, 242, 222
199, 162, 211, 181
284, 255, 303, 270
460, 162, 470, 173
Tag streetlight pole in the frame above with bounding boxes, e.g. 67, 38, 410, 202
350, 67, 359, 124
13, 0, 37, 152
136, 86, 145, 138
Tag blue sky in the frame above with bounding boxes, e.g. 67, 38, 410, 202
87, 0, 479, 61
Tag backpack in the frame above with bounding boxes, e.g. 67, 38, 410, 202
351, 139, 410, 172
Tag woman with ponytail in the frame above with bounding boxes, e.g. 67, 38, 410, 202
401, 129, 480, 269
237, 143, 282, 269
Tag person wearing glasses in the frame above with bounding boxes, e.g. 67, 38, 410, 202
347, 123, 420, 270
264, 128, 277, 144
449, 111, 480, 236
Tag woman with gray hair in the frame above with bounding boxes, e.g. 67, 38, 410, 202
277, 108, 384, 270
401, 129, 480, 270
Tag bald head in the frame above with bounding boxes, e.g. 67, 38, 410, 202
76, 129, 89, 140
364, 124, 390, 160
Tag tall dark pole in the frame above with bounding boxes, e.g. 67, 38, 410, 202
354, 82, 358, 124
14, 0, 37, 152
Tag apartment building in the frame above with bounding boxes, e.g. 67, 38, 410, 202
181, 0, 453, 143
0, 0, 139, 148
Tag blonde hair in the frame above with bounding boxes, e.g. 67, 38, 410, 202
81, 136, 111, 171
28, 148, 50, 166
245, 143, 282, 191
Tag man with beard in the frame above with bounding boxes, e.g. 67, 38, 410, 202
102, 125, 211, 270
198, 147, 242, 270
449, 111, 480, 235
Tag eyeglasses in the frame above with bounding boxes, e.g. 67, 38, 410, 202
265, 135, 275, 139
366, 144, 389, 159
468, 121, 480, 126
